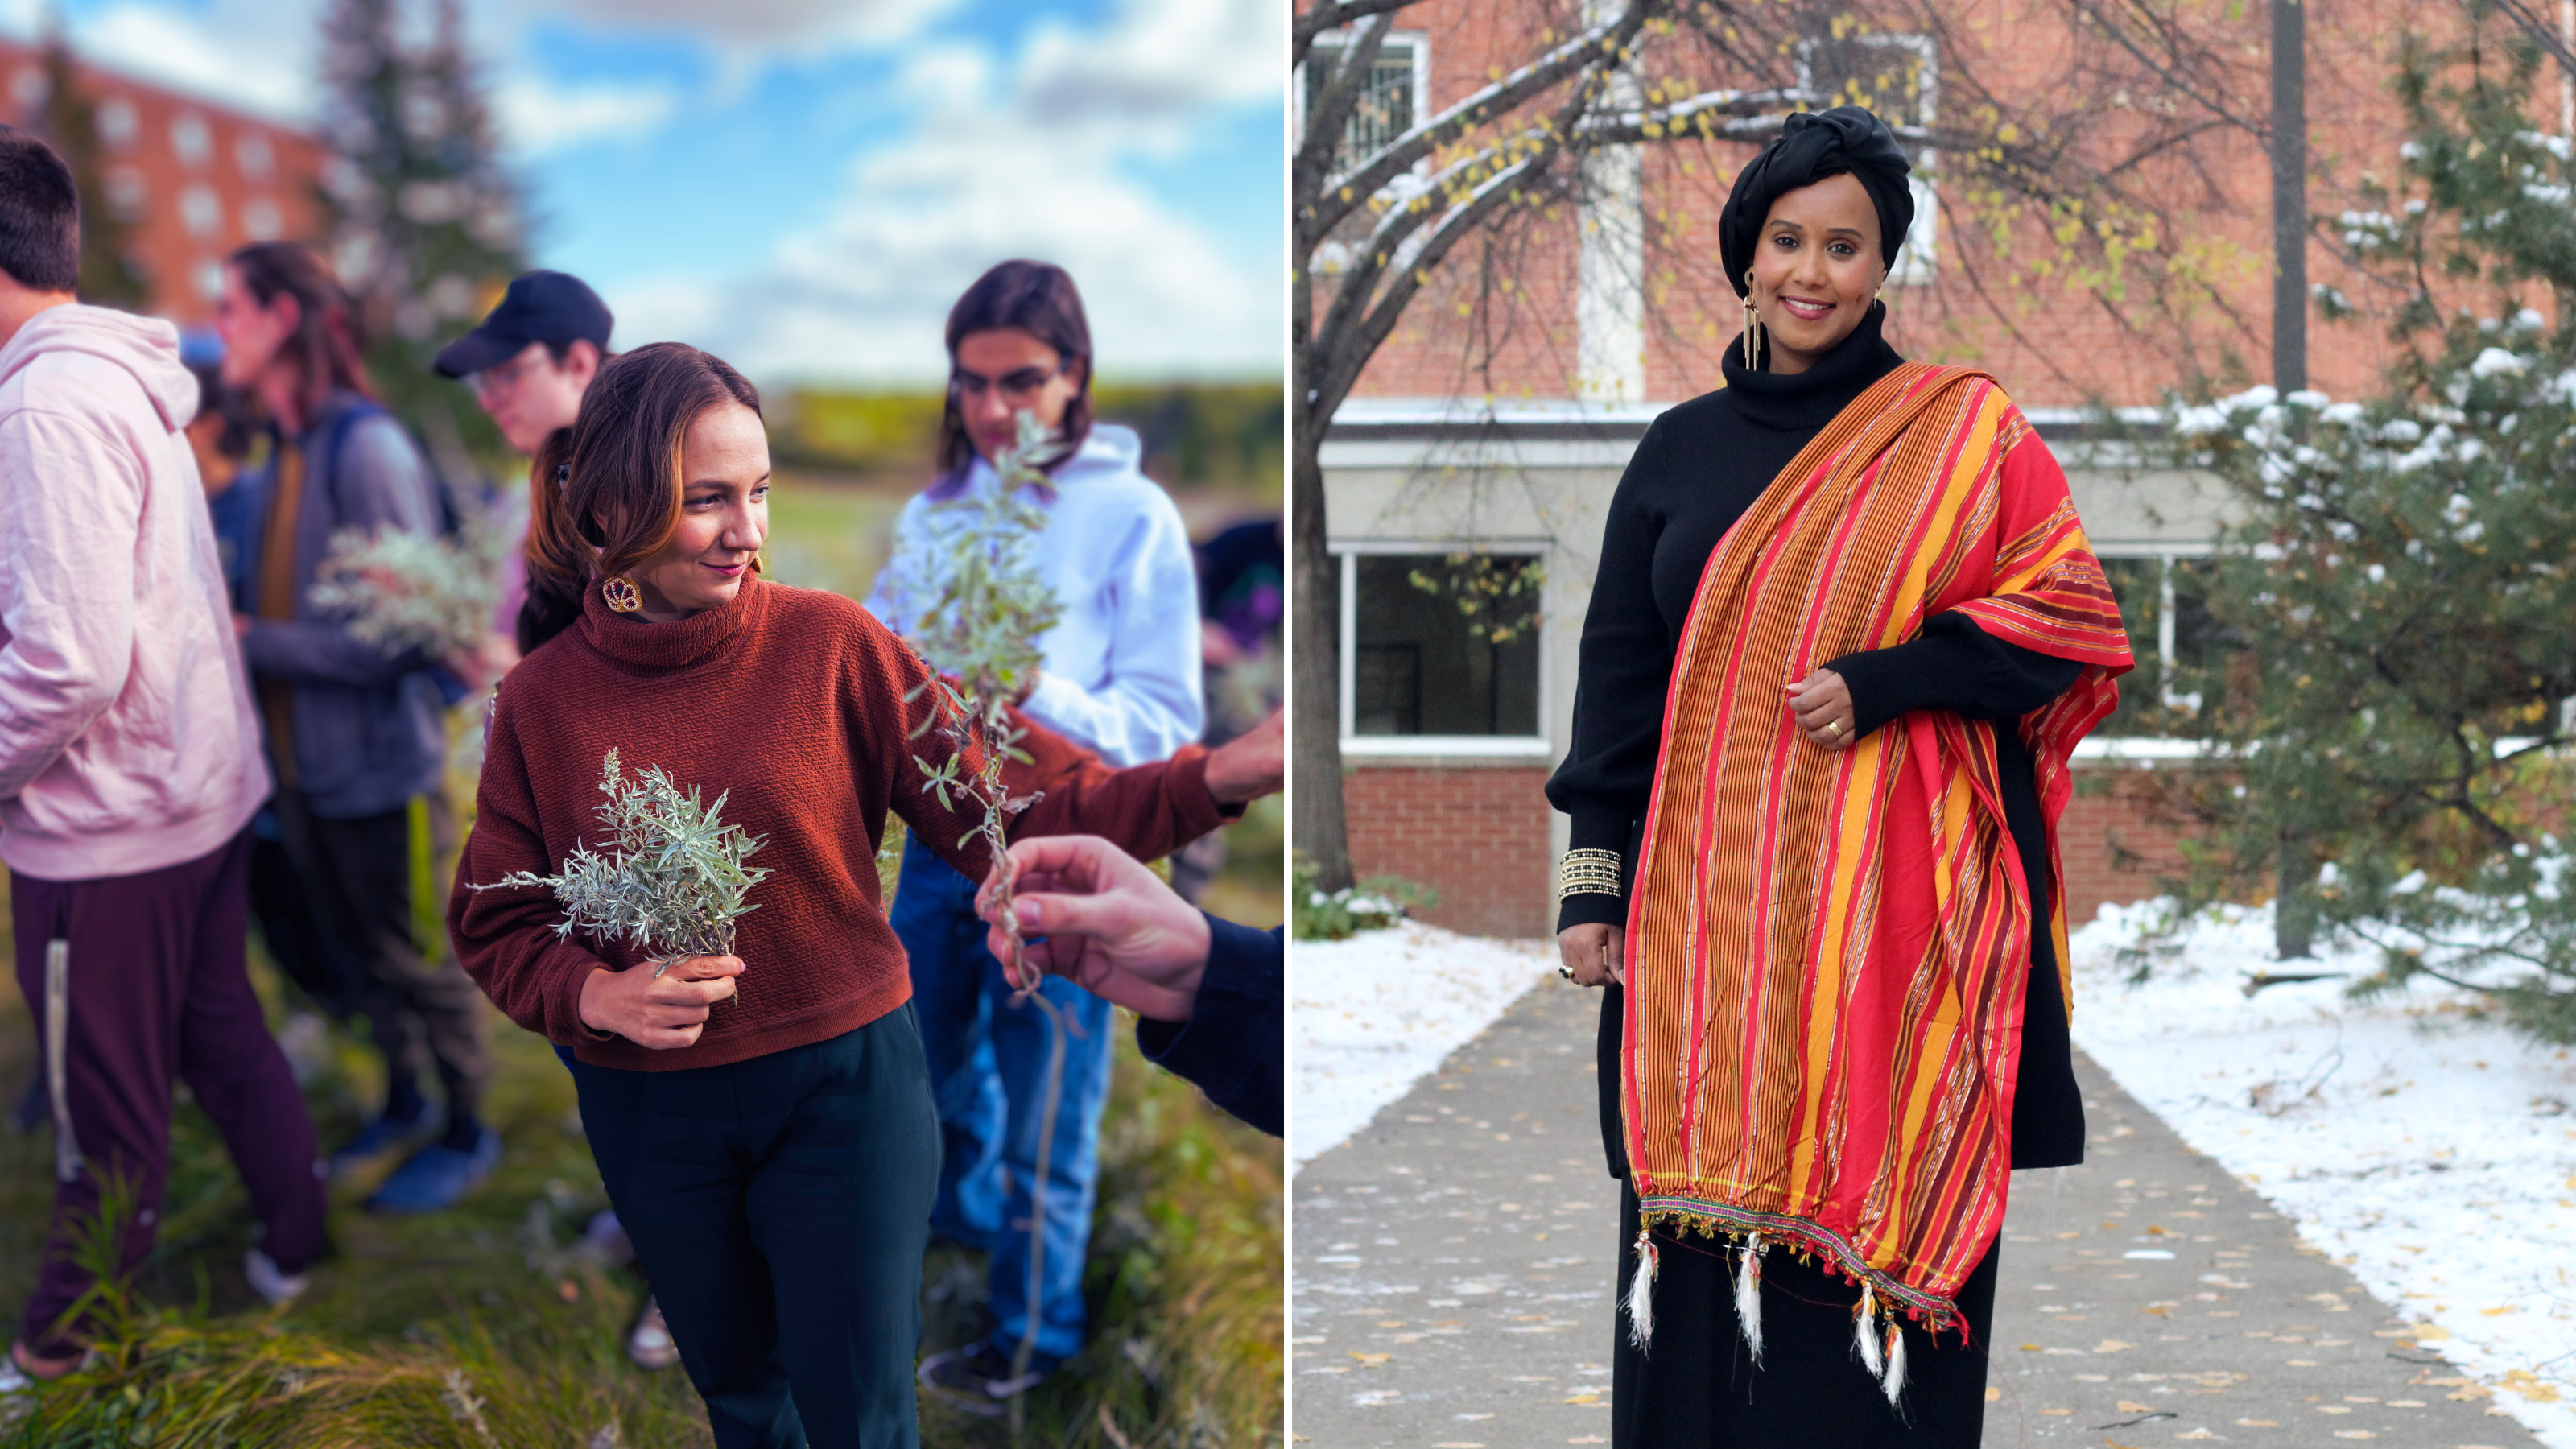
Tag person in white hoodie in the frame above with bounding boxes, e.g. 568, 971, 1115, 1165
866, 261, 1205, 1408
0, 126, 324, 1383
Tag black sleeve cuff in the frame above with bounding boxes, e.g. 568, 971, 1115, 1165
1824, 642, 1919, 740
1136, 917, 1282, 1137
1554, 810, 1637, 935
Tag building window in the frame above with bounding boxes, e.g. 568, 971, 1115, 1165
178, 183, 221, 239
1302, 31, 1427, 175
94, 96, 136, 150
103, 168, 147, 222
2096, 552, 2225, 737
170, 112, 210, 167
236, 133, 275, 181
1340, 549, 1548, 753
242, 196, 283, 241
1800, 32, 1938, 284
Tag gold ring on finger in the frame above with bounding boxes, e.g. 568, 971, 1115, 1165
1827, 719, 1843, 737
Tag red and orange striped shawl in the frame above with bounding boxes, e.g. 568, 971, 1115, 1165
1624, 361, 2132, 1337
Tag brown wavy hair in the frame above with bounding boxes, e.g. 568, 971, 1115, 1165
520, 341, 763, 653
226, 242, 372, 423
931, 259, 1093, 496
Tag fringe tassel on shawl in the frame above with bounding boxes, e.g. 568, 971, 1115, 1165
1622, 1228, 1657, 1351
1733, 1231, 1765, 1366
1853, 1282, 1883, 1377
1881, 1319, 1909, 1406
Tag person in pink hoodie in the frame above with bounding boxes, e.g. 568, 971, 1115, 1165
0, 125, 325, 1383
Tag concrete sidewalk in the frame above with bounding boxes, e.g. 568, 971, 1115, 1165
1292, 975, 2549, 1449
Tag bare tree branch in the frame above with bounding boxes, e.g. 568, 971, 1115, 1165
1303, 0, 1662, 246
1294, 0, 1422, 69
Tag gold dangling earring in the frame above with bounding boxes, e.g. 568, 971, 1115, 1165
601, 574, 642, 613
1741, 267, 1763, 370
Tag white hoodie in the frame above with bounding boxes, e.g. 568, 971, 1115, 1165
866, 422, 1203, 768
0, 304, 269, 881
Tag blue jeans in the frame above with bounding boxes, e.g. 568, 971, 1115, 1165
892, 836, 1113, 1370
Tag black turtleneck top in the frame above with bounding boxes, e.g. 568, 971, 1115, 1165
1546, 306, 2085, 1174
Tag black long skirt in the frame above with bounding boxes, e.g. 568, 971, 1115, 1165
1610, 1182, 2001, 1448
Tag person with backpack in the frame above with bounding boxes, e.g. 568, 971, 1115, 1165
0, 126, 324, 1381
215, 240, 497, 1215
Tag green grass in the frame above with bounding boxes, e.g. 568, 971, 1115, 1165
0, 900, 1279, 1446
0, 464, 1285, 1446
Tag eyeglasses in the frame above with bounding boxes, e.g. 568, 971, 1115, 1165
469, 352, 543, 398
949, 363, 1066, 403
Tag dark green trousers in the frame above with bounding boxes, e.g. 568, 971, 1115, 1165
567, 1005, 940, 1449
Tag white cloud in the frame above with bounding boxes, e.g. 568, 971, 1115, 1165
1017, 0, 1282, 131
539, 0, 955, 48
63, 0, 320, 122
607, 0, 1284, 385
489, 74, 676, 156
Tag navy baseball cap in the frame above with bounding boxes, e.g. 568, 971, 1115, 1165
433, 270, 613, 378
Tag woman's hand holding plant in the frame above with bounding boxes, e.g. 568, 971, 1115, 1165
580, 955, 743, 1050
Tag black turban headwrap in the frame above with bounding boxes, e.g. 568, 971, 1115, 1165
1718, 105, 1914, 298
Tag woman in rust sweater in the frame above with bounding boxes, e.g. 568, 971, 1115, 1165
448, 343, 1265, 1449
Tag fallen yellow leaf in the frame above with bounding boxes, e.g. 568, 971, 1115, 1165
1984, 1386, 2001, 1401
2116, 1399, 2153, 1412
2095, 1339, 2134, 1352
1348, 1352, 1389, 1365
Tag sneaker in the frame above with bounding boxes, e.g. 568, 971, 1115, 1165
365, 1127, 501, 1214
917, 1342, 1049, 1416
328, 1105, 437, 1175
625, 1295, 679, 1371
6, 1339, 86, 1387
243, 1248, 311, 1307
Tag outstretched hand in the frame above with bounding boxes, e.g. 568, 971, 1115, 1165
1204, 708, 1283, 804
977, 835, 1212, 1022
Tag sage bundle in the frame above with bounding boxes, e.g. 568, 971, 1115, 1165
899, 411, 1066, 992
308, 510, 511, 657
474, 748, 770, 977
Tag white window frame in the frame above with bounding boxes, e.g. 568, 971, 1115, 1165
1797, 31, 1939, 285
1294, 29, 1431, 171
2088, 544, 2215, 740
1336, 539, 1554, 758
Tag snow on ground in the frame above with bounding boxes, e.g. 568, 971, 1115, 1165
2071, 900, 2576, 1447
1291, 919, 1554, 1168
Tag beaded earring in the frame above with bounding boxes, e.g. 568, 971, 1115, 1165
601, 575, 642, 613
1741, 267, 1764, 370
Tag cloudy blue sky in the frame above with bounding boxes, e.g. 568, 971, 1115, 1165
6, 0, 1284, 384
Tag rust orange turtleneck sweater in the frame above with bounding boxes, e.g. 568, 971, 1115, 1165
450, 576, 1224, 1071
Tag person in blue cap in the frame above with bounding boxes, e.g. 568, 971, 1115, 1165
432, 270, 683, 1375
433, 270, 613, 682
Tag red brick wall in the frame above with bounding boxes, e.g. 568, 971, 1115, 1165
1344, 0, 2434, 411
1344, 762, 1555, 938
1343, 758, 2198, 939
2056, 768, 2197, 928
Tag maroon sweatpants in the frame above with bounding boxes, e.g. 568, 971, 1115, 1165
10, 829, 326, 1355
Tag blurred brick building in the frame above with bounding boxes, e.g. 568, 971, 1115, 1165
0, 40, 328, 324
1309, 2, 2461, 936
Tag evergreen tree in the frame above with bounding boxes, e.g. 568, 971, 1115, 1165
319, 0, 523, 461
35, 37, 147, 309
2161, 25, 2576, 1041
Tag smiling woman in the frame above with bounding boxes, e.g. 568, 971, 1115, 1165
1544, 105, 2135, 1448
450, 340, 1271, 1448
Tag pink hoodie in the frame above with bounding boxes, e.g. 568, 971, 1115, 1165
0, 304, 269, 881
